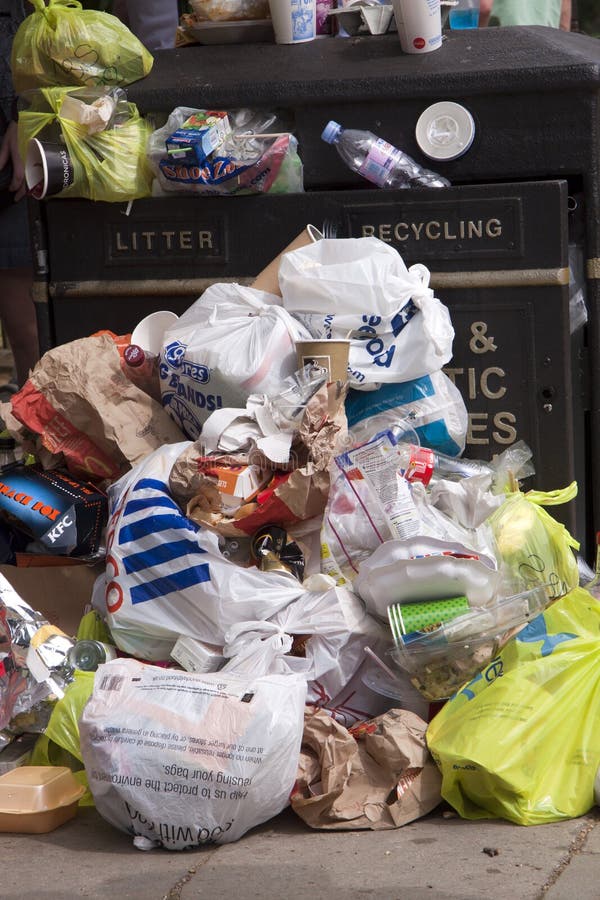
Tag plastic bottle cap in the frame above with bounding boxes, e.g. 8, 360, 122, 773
123, 344, 146, 368
321, 120, 342, 144
415, 102, 476, 161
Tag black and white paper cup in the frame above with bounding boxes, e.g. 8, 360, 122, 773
25, 138, 74, 199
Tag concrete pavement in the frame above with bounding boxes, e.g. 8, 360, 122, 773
2, 804, 599, 899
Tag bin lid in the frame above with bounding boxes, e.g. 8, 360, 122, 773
131, 28, 600, 113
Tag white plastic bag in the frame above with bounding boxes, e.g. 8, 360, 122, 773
79, 659, 306, 848
279, 237, 454, 389
222, 585, 388, 710
103, 443, 308, 660
160, 284, 311, 438
346, 370, 468, 456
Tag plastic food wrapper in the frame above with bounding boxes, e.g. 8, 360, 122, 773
189, 0, 269, 21
279, 237, 454, 390
160, 284, 311, 439
148, 107, 303, 197
488, 483, 580, 601
11, 0, 153, 93
320, 429, 496, 584
170, 381, 347, 539
0, 465, 107, 558
19, 86, 153, 202
291, 708, 441, 830
79, 659, 306, 848
427, 589, 600, 824
9, 333, 184, 484
346, 370, 468, 457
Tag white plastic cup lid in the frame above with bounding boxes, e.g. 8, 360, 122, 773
415, 101, 475, 161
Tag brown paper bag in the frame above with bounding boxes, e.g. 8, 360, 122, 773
291, 708, 442, 830
10, 334, 184, 483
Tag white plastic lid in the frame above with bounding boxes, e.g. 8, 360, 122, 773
415, 101, 476, 161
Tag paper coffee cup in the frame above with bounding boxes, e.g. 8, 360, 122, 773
296, 339, 350, 383
391, 0, 442, 53
25, 138, 74, 199
131, 310, 179, 355
268, 0, 316, 43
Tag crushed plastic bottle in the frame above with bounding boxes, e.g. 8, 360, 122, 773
321, 120, 450, 190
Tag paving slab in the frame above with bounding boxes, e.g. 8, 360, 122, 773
1, 805, 599, 900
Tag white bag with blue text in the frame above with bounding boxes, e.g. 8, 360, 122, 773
159, 284, 311, 439
279, 237, 454, 390
79, 659, 306, 848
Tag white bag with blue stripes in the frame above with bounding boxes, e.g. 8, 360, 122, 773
102, 442, 308, 660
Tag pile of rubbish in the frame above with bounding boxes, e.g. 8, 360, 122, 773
0, 226, 597, 847
1, 0, 597, 851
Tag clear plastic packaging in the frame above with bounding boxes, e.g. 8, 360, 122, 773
388, 585, 551, 700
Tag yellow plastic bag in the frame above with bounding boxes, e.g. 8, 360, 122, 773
19, 86, 152, 201
488, 482, 579, 600
30, 671, 95, 805
11, 0, 153, 93
427, 588, 600, 825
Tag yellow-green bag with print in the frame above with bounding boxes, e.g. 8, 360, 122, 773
19, 86, 152, 201
427, 589, 600, 825
11, 0, 153, 93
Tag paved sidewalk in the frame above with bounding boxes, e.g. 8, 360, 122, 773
2, 805, 599, 900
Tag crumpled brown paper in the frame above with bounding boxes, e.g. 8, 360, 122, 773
169, 381, 347, 537
291, 707, 442, 830
9, 334, 184, 483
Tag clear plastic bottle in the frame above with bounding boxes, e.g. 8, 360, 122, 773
321, 120, 450, 190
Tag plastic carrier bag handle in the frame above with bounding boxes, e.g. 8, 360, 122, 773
524, 481, 578, 507
30, 0, 83, 13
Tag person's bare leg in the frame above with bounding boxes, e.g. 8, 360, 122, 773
0, 267, 39, 387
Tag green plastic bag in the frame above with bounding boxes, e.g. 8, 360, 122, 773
30, 671, 95, 805
11, 0, 153, 94
488, 482, 579, 600
19, 86, 152, 201
427, 588, 600, 825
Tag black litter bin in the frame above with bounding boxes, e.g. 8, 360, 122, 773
29, 27, 600, 553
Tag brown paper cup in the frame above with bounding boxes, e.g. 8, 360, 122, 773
296, 339, 350, 383
251, 224, 323, 296
25, 138, 74, 199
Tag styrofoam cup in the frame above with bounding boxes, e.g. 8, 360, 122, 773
130, 310, 179, 355
391, 0, 442, 53
268, 0, 316, 43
